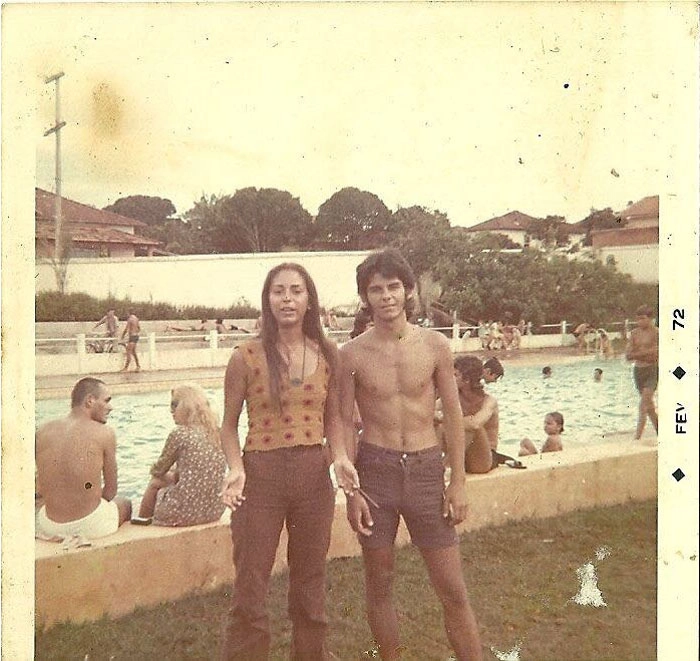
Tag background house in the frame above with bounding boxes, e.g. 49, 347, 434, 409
463, 210, 540, 248
590, 195, 659, 284
464, 210, 586, 251
35, 188, 161, 258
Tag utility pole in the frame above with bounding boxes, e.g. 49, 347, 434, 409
43, 71, 66, 263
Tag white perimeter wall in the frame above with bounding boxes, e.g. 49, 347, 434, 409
36, 251, 372, 310
596, 245, 659, 284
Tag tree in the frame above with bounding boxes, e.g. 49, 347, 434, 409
528, 215, 570, 248
182, 188, 314, 254
386, 206, 452, 276
314, 187, 391, 249
578, 207, 622, 246
103, 196, 177, 225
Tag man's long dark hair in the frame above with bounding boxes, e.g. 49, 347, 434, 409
259, 263, 336, 411
453, 355, 485, 395
356, 248, 417, 318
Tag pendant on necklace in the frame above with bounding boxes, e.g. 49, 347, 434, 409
290, 377, 303, 387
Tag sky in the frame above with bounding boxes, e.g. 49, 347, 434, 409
5, 2, 696, 225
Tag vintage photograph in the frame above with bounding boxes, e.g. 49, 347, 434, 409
2, 2, 698, 659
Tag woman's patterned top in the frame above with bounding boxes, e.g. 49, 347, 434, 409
240, 339, 330, 451
150, 425, 227, 526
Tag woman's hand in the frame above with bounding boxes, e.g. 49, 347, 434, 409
220, 467, 246, 511
333, 456, 360, 495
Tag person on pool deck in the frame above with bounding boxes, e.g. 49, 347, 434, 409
482, 356, 504, 384
519, 412, 565, 456
94, 308, 119, 338
137, 384, 227, 526
340, 249, 482, 661
453, 355, 500, 474
219, 262, 359, 661
625, 305, 659, 440
120, 312, 141, 372
35, 377, 132, 541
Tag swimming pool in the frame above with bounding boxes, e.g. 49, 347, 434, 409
35, 357, 642, 500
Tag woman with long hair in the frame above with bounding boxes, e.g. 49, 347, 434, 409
137, 383, 227, 526
219, 262, 359, 661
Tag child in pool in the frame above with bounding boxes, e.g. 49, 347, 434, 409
519, 411, 564, 456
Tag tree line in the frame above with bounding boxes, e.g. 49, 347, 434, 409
101, 188, 653, 326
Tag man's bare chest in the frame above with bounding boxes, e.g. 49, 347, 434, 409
353, 344, 436, 397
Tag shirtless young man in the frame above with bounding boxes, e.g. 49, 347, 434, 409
94, 309, 119, 338
35, 377, 132, 540
625, 305, 659, 440
340, 249, 482, 661
120, 312, 141, 371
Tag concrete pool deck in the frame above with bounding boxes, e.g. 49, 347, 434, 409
35, 435, 657, 630
35, 345, 599, 399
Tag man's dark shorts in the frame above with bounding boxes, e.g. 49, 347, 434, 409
354, 442, 458, 550
634, 364, 658, 394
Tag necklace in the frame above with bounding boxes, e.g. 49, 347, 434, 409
282, 338, 307, 386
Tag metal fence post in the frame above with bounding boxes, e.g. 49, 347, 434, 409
560, 320, 567, 346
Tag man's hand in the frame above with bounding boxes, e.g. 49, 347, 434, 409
220, 467, 246, 511
333, 456, 360, 494
443, 479, 468, 525
346, 492, 374, 536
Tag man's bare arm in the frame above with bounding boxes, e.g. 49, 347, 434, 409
462, 396, 497, 430
102, 428, 119, 501
339, 342, 373, 535
324, 345, 359, 493
432, 334, 468, 522
338, 344, 359, 462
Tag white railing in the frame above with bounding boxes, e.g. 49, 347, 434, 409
35, 321, 632, 377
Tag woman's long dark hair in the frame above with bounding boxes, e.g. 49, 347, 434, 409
260, 263, 336, 411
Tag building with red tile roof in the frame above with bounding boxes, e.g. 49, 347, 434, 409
35, 188, 162, 258
590, 195, 658, 283
465, 210, 586, 249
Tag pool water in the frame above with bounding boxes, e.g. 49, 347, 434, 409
35, 358, 641, 500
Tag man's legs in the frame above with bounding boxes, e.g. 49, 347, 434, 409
464, 429, 493, 473
362, 547, 403, 660
420, 545, 483, 661
121, 343, 133, 371
636, 387, 658, 439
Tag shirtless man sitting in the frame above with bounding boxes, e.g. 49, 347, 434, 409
35, 377, 132, 540
625, 305, 659, 440
340, 249, 482, 661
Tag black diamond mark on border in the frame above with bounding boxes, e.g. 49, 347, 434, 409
672, 468, 685, 482
673, 366, 686, 380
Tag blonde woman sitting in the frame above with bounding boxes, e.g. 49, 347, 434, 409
137, 384, 227, 526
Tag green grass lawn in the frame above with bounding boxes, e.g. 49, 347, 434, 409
36, 500, 656, 660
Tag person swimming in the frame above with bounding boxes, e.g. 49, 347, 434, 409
518, 411, 564, 456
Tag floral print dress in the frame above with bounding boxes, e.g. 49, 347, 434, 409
151, 425, 227, 526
